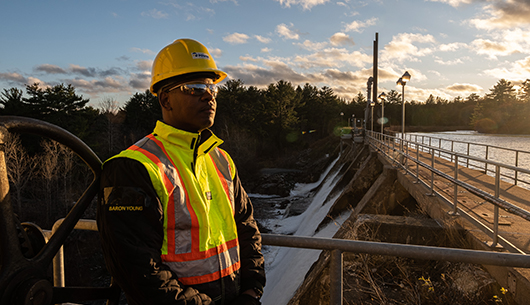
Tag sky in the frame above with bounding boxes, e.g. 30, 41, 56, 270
1, 0, 530, 108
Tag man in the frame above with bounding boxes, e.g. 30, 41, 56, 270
97, 39, 266, 305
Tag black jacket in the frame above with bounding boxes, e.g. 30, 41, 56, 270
97, 153, 265, 305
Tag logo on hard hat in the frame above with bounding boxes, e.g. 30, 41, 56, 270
191, 52, 210, 60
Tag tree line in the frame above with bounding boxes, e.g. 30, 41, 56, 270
1, 78, 530, 227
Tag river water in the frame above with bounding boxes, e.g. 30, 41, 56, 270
405, 130, 530, 189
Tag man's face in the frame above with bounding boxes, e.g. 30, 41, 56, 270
160, 78, 217, 133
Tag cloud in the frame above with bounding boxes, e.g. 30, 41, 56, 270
330, 32, 355, 46
129, 72, 151, 90
294, 48, 372, 69
141, 9, 168, 19
434, 56, 464, 65
295, 40, 328, 51
427, 0, 473, 7
164, 2, 215, 21
343, 17, 377, 33
471, 38, 518, 59
276, 23, 300, 40
255, 35, 272, 44
482, 55, 530, 81
0, 72, 27, 84
223, 32, 250, 44
381, 33, 436, 62
445, 83, 483, 92
469, 0, 530, 29
136, 60, 153, 72
438, 42, 466, 52
34, 64, 67, 74
69, 64, 122, 78
261, 47, 273, 53
209, 48, 223, 58
274, 0, 330, 10
131, 47, 155, 55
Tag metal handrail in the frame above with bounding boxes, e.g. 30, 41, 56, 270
49, 221, 530, 305
367, 130, 530, 253
405, 133, 530, 187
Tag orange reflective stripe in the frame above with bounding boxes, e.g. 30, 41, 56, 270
129, 142, 179, 253
179, 261, 241, 286
166, 238, 238, 262
142, 134, 201, 256
119, 125, 240, 286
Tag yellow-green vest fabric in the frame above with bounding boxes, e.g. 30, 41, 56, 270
109, 121, 239, 285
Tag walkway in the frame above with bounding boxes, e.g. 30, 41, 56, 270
369, 133, 530, 255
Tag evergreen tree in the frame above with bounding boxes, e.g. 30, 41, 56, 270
122, 89, 161, 145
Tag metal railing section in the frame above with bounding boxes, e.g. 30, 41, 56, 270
366, 130, 530, 254
405, 133, 530, 187
47, 220, 530, 305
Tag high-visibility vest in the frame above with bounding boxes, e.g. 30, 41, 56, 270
109, 121, 240, 286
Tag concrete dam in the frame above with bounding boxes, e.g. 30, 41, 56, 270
259, 132, 530, 305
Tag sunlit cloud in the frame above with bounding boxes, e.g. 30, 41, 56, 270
343, 17, 377, 33
223, 32, 250, 44
276, 23, 300, 40
208, 47, 222, 58
471, 38, 519, 59
427, 0, 473, 8
434, 56, 464, 65
0, 72, 28, 84
445, 83, 482, 92
274, 0, 330, 10
438, 42, 466, 52
381, 33, 436, 62
469, 0, 530, 29
261, 47, 273, 53
294, 48, 372, 69
295, 40, 328, 51
483, 55, 530, 81
255, 35, 272, 43
330, 32, 355, 46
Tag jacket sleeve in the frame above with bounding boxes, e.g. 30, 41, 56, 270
232, 170, 266, 295
96, 158, 211, 305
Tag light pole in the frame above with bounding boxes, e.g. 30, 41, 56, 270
378, 92, 386, 134
369, 100, 375, 131
396, 71, 411, 147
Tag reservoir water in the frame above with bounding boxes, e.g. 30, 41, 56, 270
405, 130, 530, 189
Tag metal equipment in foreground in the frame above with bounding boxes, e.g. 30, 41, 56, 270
0, 116, 120, 305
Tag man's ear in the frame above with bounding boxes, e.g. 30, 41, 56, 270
158, 91, 171, 111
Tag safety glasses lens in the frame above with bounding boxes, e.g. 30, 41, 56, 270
169, 83, 218, 97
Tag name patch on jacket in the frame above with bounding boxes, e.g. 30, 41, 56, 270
102, 186, 149, 212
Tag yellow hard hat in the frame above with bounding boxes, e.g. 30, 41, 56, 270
150, 38, 227, 95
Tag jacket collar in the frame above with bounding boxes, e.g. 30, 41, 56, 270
154, 120, 223, 155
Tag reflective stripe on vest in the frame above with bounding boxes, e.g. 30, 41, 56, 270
115, 132, 240, 285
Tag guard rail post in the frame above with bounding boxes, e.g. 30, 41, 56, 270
330, 249, 343, 305
493, 166, 501, 247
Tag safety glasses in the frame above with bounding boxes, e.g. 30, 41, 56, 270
167, 82, 218, 97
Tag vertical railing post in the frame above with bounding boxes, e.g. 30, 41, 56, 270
414, 144, 420, 183
451, 155, 459, 215
330, 249, 343, 305
450, 141, 454, 162
427, 149, 435, 196
492, 166, 501, 247
485, 146, 489, 175
466, 143, 470, 167
515, 151, 519, 185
